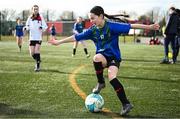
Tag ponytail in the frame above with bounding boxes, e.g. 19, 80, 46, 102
90, 6, 129, 23
104, 13, 128, 23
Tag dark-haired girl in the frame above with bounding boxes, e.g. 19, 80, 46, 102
49, 6, 159, 115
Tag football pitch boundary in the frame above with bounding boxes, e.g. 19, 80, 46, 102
69, 64, 123, 119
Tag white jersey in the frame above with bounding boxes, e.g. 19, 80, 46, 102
25, 14, 47, 41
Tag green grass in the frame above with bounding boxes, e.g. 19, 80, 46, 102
0, 39, 180, 118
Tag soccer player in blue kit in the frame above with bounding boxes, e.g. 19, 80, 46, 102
72, 16, 90, 58
50, 24, 56, 40
49, 6, 159, 116
14, 18, 24, 52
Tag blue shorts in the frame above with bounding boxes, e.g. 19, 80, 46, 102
51, 32, 56, 36
101, 54, 121, 68
16, 34, 23, 37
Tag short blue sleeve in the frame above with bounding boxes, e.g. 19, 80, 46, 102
74, 29, 92, 41
109, 22, 131, 34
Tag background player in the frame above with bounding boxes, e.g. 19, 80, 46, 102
72, 16, 90, 58
24, 5, 47, 71
14, 18, 24, 52
50, 24, 56, 40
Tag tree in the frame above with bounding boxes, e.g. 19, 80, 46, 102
1, 9, 17, 21
41, 9, 56, 21
0, 9, 17, 35
60, 11, 74, 20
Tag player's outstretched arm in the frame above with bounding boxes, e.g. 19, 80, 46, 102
131, 23, 160, 30
48, 35, 76, 46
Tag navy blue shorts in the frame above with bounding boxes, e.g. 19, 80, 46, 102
51, 33, 56, 36
102, 54, 121, 68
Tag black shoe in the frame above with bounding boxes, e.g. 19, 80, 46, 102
92, 83, 105, 94
86, 54, 90, 58
120, 103, 133, 116
34, 64, 40, 72
160, 59, 170, 64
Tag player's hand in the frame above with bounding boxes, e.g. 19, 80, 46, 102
48, 38, 59, 45
23, 27, 27, 31
39, 26, 42, 30
150, 23, 160, 30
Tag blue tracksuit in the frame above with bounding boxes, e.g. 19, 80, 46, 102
75, 20, 131, 61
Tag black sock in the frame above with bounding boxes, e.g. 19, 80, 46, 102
110, 78, 130, 105
84, 48, 88, 55
19, 45, 21, 49
93, 61, 104, 84
73, 48, 76, 55
36, 53, 40, 62
35, 53, 41, 68
32, 54, 36, 60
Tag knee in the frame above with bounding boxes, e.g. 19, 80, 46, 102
108, 74, 116, 81
108, 68, 118, 81
29, 50, 34, 56
93, 54, 103, 62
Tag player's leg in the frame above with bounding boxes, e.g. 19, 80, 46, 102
72, 41, 78, 57
171, 37, 176, 64
34, 42, 41, 71
51, 34, 56, 40
80, 41, 90, 58
53, 35, 56, 40
29, 42, 35, 58
176, 37, 180, 60
19, 36, 23, 51
92, 54, 107, 93
16, 36, 21, 51
108, 65, 133, 116
161, 37, 170, 64
29, 41, 37, 71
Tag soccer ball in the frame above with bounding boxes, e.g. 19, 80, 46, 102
85, 93, 104, 112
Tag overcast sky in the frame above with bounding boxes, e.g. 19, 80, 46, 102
0, 0, 180, 17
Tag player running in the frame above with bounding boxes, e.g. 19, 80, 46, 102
24, 5, 47, 72
14, 18, 24, 52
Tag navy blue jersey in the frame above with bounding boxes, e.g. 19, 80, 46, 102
15, 24, 24, 37
73, 22, 84, 33
75, 20, 131, 61
51, 26, 56, 36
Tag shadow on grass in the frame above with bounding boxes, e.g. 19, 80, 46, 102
41, 69, 178, 84
95, 111, 159, 118
0, 103, 43, 117
41, 69, 73, 74
123, 58, 160, 63
117, 76, 178, 83
121, 114, 159, 118
124, 58, 180, 66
